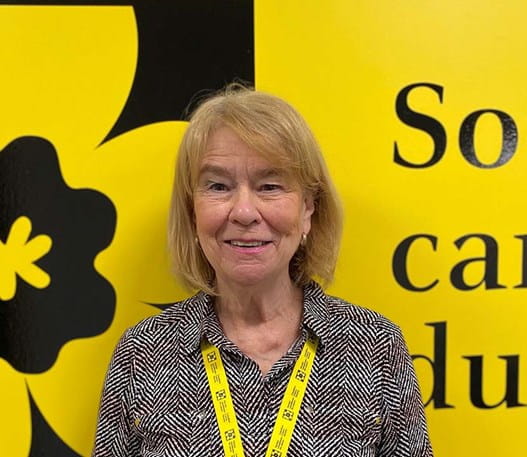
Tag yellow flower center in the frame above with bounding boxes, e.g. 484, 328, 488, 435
0, 216, 52, 301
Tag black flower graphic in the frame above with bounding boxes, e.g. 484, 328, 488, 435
0, 136, 117, 374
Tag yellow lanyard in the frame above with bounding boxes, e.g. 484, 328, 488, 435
201, 334, 319, 457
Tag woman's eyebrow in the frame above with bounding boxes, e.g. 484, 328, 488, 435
198, 164, 232, 178
254, 168, 283, 179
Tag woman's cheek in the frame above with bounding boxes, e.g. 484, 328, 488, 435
264, 204, 304, 235
194, 199, 225, 231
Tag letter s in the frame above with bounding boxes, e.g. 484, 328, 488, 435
394, 82, 446, 168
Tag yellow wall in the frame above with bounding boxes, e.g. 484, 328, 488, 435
1, 2, 525, 456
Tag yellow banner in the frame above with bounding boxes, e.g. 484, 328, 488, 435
1, 2, 525, 456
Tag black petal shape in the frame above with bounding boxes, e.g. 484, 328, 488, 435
103, 0, 255, 142
0, 137, 116, 373
0, 1, 255, 142
27, 385, 82, 457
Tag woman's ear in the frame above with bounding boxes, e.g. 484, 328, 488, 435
302, 193, 315, 235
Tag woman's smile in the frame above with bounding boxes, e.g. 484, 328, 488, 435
225, 239, 273, 253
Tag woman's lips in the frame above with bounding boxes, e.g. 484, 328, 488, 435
224, 240, 272, 253
227, 240, 270, 247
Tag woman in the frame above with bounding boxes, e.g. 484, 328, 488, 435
93, 86, 433, 457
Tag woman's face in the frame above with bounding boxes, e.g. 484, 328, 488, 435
194, 126, 314, 290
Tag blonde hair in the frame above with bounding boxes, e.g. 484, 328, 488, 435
168, 85, 343, 294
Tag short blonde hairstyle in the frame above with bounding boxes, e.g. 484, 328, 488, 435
168, 85, 343, 294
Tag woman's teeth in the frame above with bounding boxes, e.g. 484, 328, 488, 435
230, 240, 267, 247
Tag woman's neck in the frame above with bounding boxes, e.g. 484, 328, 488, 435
213, 277, 304, 375
214, 276, 302, 327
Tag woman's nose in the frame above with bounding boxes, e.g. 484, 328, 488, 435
229, 188, 262, 225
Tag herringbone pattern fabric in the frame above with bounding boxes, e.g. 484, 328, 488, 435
92, 282, 433, 456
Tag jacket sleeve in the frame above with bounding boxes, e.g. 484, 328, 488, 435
378, 325, 434, 457
92, 329, 141, 457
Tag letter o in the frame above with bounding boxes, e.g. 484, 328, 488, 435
459, 109, 518, 168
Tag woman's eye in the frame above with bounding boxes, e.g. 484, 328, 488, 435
208, 182, 228, 192
260, 183, 282, 192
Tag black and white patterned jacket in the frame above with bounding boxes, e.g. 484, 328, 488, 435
92, 281, 433, 457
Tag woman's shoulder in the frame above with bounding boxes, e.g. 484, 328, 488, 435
322, 291, 403, 338
304, 281, 403, 340
321, 293, 409, 363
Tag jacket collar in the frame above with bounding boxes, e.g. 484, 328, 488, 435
179, 281, 330, 355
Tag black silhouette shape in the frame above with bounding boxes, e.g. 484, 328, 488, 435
144, 301, 172, 311
27, 384, 82, 457
103, 0, 254, 142
0, 1, 255, 143
0, 137, 116, 373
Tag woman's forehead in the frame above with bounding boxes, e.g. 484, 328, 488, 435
205, 124, 290, 160
189, 125, 303, 188
200, 129, 282, 168
198, 158, 286, 180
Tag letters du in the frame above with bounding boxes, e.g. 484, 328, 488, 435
415, 322, 525, 409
